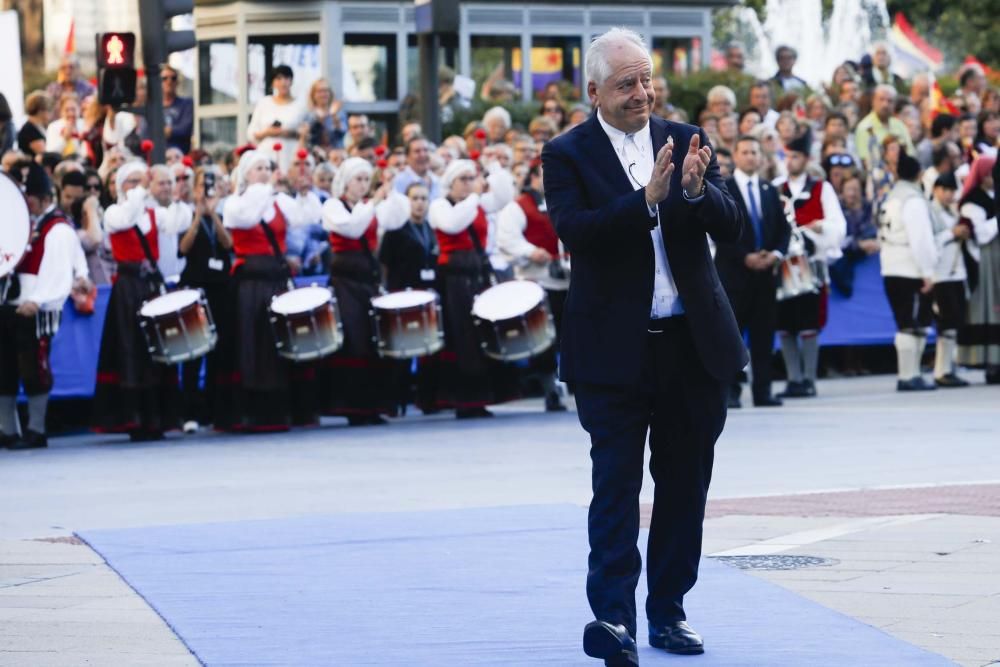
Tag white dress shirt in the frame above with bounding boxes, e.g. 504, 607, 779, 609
596, 111, 683, 318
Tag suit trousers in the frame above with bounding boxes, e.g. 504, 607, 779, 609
729, 270, 779, 400
574, 317, 728, 637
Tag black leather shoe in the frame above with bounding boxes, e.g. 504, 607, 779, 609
802, 379, 817, 396
897, 377, 936, 392
583, 621, 638, 666
753, 396, 783, 407
649, 620, 704, 655
545, 391, 567, 412
1, 432, 21, 449
455, 407, 494, 419
935, 373, 969, 388
727, 394, 742, 409
8, 430, 47, 450
777, 381, 809, 398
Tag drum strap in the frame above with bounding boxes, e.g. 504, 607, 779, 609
466, 226, 496, 286
259, 221, 295, 290
133, 226, 166, 293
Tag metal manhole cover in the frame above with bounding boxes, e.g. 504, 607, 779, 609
709, 555, 838, 570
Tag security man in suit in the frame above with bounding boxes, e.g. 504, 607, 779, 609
543, 28, 747, 665
716, 135, 791, 407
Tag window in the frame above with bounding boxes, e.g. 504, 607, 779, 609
471, 36, 522, 102
530, 36, 582, 101
199, 117, 237, 146
248, 34, 322, 105
198, 39, 238, 105
406, 34, 458, 97
342, 34, 398, 102
652, 37, 702, 77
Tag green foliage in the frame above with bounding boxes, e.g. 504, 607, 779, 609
442, 98, 543, 138
665, 70, 757, 117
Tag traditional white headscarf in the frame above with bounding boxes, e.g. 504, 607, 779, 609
234, 150, 272, 194
441, 159, 477, 190
115, 161, 148, 202
332, 157, 373, 199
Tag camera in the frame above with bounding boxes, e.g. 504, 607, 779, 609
204, 172, 216, 198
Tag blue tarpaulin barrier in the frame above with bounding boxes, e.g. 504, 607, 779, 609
43, 257, 898, 399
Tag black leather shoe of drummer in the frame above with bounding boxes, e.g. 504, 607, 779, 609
8, 430, 47, 450
777, 381, 809, 398
456, 407, 494, 419
545, 391, 568, 412
0, 432, 19, 449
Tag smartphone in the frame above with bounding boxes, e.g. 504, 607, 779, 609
204, 171, 216, 198
271, 120, 282, 127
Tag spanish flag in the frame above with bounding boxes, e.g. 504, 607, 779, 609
64, 19, 75, 55
928, 73, 959, 119
889, 12, 942, 77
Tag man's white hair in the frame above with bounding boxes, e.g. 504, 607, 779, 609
483, 106, 512, 129
586, 28, 654, 87
873, 83, 897, 98
149, 164, 176, 186
706, 85, 737, 107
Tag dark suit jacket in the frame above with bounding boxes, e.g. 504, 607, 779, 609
715, 176, 791, 293
542, 113, 749, 387
378, 221, 439, 293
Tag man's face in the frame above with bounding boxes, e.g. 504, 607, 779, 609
733, 140, 761, 175
161, 69, 178, 97
652, 78, 668, 106
716, 153, 733, 179
726, 47, 744, 71
826, 118, 847, 139
26, 194, 49, 217
933, 185, 956, 207
872, 89, 895, 120
708, 99, 732, 116
958, 119, 977, 143
407, 139, 431, 174
348, 116, 369, 140
749, 86, 771, 113
57, 59, 76, 84
484, 118, 507, 142
911, 79, 929, 103
786, 151, 808, 177
874, 46, 891, 70
60, 184, 83, 211
408, 186, 429, 220
776, 49, 796, 73
314, 169, 333, 192
588, 41, 653, 134
172, 167, 191, 201
121, 171, 148, 196
149, 171, 174, 207
513, 140, 537, 163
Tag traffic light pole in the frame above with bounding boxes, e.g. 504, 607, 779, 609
418, 33, 441, 144
143, 69, 168, 165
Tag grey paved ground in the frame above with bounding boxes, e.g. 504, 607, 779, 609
1, 373, 998, 665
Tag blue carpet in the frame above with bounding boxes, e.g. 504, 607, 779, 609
78, 506, 951, 666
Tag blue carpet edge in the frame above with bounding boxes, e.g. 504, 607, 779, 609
75, 505, 955, 666
75, 532, 208, 667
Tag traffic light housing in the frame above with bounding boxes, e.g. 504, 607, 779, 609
96, 32, 137, 108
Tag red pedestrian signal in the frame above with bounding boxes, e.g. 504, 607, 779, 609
97, 32, 135, 69
96, 32, 137, 107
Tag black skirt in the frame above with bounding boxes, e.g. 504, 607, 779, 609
436, 251, 519, 408
92, 264, 181, 434
320, 252, 398, 417
214, 255, 318, 432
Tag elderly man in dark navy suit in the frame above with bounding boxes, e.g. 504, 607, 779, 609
542, 28, 748, 665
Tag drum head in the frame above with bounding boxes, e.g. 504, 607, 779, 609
0, 173, 31, 278
271, 286, 332, 314
140, 289, 201, 316
372, 290, 437, 309
472, 280, 545, 321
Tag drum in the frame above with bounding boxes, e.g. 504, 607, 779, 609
776, 253, 822, 302
471, 280, 555, 361
0, 172, 31, 286
269, 285, 343, 361
139, 289, 217, 363
371, 289, 443, 359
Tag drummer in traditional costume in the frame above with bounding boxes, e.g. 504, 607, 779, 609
928, 171, 971, 387
429, 158, 518, 418
878, 154, 939, 391
496, 159, 568, 412
378, 181, 442, 413
92, 161, 180, 440
773, 131, 846, 398
220, 149, 313, 431
1, 164, 83, 449
956, 154, 999, 383
319, 157, 408, 425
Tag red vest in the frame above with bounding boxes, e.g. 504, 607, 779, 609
110, 209, 159, 262
781, 178, 825, 227
17, 211, 71, 276
329, 198, 378, 253
518, 192, 559, 256
436, 205, 488, 265
231, 203, 287, 257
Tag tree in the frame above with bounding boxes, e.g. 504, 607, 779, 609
887, 0, 999, 69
